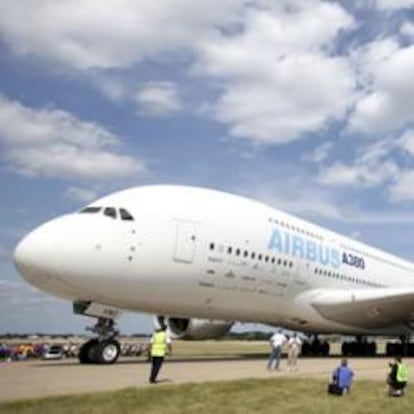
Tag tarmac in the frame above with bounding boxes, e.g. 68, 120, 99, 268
1, 356, 410, 402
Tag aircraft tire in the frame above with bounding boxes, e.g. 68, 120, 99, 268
79, 339, 99, 364
97, 339, 120, 364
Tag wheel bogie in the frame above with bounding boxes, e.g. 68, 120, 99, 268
78, 338, 120, 364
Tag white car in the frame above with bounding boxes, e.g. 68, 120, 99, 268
43, 344, 64, 360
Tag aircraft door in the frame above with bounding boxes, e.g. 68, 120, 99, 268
173, 221, 198, 263
292, 261, 310, 292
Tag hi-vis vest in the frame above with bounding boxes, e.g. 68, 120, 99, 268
397, 363, 408, 382
151, 331, 167, 357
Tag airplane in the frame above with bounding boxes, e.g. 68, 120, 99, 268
13, 184, 414, 364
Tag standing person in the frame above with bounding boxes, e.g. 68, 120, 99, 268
329, 359, 354, 395
148, 323, 172, 384
267, 329, 286, 370
287, 333, 302, 371
387, 356, 408, 396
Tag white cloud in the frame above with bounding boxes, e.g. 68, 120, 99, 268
317, 139, 399, 187
318, 160, 398, 187
375, 0, 414, 10
93, 76, 129, 103
317, 131, 414, 201
302, 142, 333, 164
63, 186, 98, 203
388, 131, 414, 201
135, 82, 182, 116
397, 129, 414, 155
349, 40, 414, 134
0, 0, 246, 70
197, 1, 356, 144
0, 95, 145, 180
401, 21, 414, 38
247, 173, 346, 221
389, 170, 414, 201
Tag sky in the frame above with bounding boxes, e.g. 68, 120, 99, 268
1, 0, 414, 335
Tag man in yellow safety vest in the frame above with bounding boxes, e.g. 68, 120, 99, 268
149, 323, 172, 384
387, 356, 408, 397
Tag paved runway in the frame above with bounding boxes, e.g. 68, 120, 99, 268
1, 356, 409, 402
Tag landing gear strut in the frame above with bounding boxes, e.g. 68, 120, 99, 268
78, 317, 121, 364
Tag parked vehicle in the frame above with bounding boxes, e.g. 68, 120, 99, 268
43, 344, 64, 360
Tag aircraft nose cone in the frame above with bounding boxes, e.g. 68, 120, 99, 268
13, 223, 56, 284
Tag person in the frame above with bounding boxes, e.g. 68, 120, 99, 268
328, 359, 354, 395
148, 323, 172, 384
267, 329, 286, 370
287, 333, 302, 371
387, 357, 408, 397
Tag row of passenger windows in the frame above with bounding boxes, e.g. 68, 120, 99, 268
79, 206, 135, 221
269, 217, 324, 241
209, 243, 294, 268
340, 242, 412, 273
209, 242, 382, 287
273, 219, 411, 276
314, 267, 383, 287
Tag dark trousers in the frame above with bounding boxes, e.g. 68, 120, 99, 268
149, 356, 164, 383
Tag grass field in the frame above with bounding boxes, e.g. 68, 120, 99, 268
0, 378, 411, 414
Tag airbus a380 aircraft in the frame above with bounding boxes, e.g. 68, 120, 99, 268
13, 185, 414, 363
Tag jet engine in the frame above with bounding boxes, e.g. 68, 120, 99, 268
155, 316, 233, 339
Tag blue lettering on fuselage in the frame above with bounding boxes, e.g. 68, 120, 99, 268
268, 226, 340, 268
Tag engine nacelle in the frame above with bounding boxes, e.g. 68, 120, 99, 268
155, 316, 233, 339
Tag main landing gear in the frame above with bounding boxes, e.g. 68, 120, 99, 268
78, 317, 121, 364
301, 335, 330, 357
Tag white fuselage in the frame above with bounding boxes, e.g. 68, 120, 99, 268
13, 185, 414, 336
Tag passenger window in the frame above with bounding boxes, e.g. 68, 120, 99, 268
80, 206, 102, 214
104, 207, 117, 219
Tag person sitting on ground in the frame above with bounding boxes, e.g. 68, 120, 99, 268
387, 356, 408, 397
328, 358, 354, 395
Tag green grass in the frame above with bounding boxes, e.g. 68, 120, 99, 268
0, 378, 412, 414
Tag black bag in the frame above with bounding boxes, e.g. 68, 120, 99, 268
328, 383, 343, 395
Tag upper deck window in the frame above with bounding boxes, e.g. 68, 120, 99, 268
120, 208, 134, 221
104, 207, 117, 219
80, 206, 102, 214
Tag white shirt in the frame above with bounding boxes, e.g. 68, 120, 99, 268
270, 332, 286, 348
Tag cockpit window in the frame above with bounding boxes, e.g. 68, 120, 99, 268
80, 206, 102, 214
120, 208, 134, 221
104, 207, 117, 219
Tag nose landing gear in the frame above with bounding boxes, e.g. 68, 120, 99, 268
73, 301, 122, 364
79, 318, 121, 364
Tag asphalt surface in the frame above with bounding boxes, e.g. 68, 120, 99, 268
1, 356, 408, 402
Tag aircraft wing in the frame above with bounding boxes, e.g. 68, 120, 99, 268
307, 288, 414, 329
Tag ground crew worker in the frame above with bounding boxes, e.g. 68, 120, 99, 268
148, 323, 172, 384
387, 356, 408, 396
